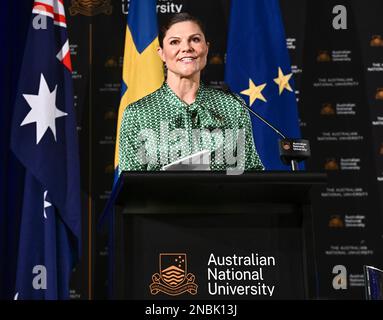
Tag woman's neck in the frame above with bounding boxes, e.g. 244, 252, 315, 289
166, 74, 200, 105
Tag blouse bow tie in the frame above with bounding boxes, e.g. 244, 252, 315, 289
186, 104, 223, 130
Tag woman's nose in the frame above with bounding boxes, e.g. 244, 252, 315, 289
180, 40, 193, 52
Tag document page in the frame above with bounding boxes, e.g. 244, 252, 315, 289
161, 149, 211, 171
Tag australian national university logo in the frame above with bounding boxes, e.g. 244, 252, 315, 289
69, 0, 113, 16
150, 253, 198, 296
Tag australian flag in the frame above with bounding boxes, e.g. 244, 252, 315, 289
225, 0, 302, 170
10, 0, 81, 299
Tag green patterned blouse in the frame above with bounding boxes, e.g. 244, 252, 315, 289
118, 82, 264, 173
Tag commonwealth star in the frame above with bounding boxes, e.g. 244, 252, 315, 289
21, 74, 68, 144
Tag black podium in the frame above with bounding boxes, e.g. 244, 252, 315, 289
108, 171, 326, 300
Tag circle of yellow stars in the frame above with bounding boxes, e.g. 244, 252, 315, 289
240, 67, 293, 106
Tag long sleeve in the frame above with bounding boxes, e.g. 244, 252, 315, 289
239, 106, 265, 171
118, 106, 147, 173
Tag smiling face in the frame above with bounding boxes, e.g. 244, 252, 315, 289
158, 21, 209, 81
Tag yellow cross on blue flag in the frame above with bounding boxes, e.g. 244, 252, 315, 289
114, 0, 164, 176
225, 0, 302, 170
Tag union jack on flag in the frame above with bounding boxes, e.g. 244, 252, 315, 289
10, 0, 81, 299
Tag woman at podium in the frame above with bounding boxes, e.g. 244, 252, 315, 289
118, 13, 264, 173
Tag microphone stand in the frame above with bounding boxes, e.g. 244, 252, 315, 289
221, 85, 310, 171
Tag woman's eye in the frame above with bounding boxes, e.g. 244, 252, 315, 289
192, 37, 201, 42
170, 40, 179, 45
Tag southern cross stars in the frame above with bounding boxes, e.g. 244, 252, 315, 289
43, 190, 52, 219
21, 74, 67, 144
240, 67, 293, 106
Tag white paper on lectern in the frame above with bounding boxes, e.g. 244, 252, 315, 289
161, 149, 211, 171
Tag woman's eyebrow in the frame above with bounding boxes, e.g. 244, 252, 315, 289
167, 33, 202, 40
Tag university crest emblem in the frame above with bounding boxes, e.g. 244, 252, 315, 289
150, 253, 198, 296
69, 0, 112, 16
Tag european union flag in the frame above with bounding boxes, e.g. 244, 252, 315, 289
10, 0, 81, 299
114, 0, 164, 177
225, 0, 302, 170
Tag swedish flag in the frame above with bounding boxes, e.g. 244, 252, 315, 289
115, 0, 164, 173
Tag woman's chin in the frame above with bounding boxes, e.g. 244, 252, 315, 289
178, 68, 200, 78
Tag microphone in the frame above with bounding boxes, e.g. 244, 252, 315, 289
219, 84, 310, 171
